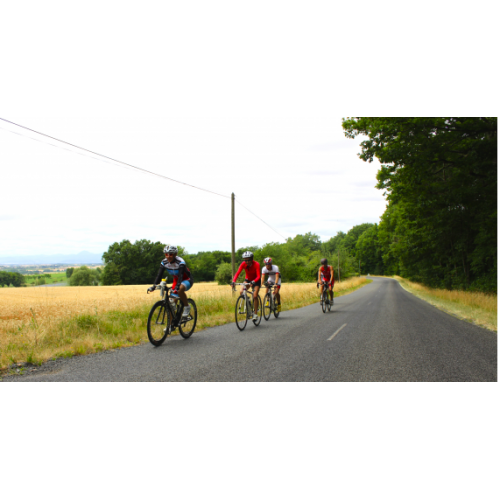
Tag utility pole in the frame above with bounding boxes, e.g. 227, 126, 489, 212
338, 250, 340, 282
231, 193, 235, 277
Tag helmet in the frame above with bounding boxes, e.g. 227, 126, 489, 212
264, 257, 272, 265
320, 258, 328, 265
164, 244, 178, 254
242, 251, 254, 259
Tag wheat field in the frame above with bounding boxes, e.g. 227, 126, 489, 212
0, 278, 369, 371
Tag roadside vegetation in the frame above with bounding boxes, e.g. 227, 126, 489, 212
394, 277, 497, 332
0, 277, 370, 372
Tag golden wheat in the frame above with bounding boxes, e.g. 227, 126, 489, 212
0, 278, 369, 371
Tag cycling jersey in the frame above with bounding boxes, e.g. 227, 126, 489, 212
233, 260, 261, 283
262, 264, 281, 285
154, 256, 193, 290
320, 265, 334, 284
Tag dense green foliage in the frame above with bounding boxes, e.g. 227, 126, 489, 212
69, 266, 101, 286
66, 267, 75, 278
102, 240, 171, 285
343, 117, 497, 291
0, 271, 25, 287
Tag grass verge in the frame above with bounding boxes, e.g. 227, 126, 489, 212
0, 277, 371, 373
394, 276, 497, 332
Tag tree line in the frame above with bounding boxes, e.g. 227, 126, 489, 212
343, 117, 497, 292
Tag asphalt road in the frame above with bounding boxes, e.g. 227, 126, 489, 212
4, 277, 497, 382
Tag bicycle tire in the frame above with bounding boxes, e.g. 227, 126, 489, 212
321, 291, 327, 313
253, 295, 262, 326
147, 300, 172, 346
235, 295, 248, 331
273, 295, 280, 318
263, 292, 271, 321
179, 298, 197, 338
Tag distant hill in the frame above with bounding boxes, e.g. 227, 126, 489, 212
0, 251, 103, 265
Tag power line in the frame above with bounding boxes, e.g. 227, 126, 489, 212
1, 116, 288, 240
0, 117, 230, 200
235, 197, 287, 241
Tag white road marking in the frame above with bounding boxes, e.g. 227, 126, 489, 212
328, 323, 347, 341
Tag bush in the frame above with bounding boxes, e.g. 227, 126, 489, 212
70, 267, 99, 286
215, 262, 233, 285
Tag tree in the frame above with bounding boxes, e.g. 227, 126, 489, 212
102, 239, 168, 285
66, 267, 75, 278
70, 266, 99, 286
215, 262, 233, 285
101, 262, 122, 286
343, 117, 497, 291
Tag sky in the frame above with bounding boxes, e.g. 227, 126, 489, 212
1, 2, 495, 259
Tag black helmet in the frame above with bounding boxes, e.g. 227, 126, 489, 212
321, 258, 328, 265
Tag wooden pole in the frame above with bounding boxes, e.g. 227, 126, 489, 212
231, 193, 235, 278
338, 250, 340, 282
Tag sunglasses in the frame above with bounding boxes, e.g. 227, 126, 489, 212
166, 252, 176, 256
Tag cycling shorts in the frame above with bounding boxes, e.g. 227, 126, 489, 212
180, 279, 193, 291
322, 281, 333, 290
244, 279, 261, 288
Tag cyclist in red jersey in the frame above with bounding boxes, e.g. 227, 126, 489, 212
317, 258, 334, 305
232, 250, 261, 320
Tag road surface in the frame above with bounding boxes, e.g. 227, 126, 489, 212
4, 277, 496, 382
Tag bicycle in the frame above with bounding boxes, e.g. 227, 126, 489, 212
146, 280, 198, 346
263, 283, 281, 320
232, 282, 262, 331
318, 280, 333, 313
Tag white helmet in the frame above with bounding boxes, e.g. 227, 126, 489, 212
264, 257, 272, 265
164, 245, 178, 254
242, 251, 254, 259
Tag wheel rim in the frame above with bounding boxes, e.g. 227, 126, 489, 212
179, 299, 197, 338
147, 302, 170, 346
253, 295, 262, 326
263, 293, 271, 320
235, 296, 248, 331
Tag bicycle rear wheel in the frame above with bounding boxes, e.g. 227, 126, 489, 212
235, 296, 248, 331
179, 298, 197, 338
147, 301, 171, 346
253, 295, 262, 326
263, 292, 271, 321
327, 291, 333, 312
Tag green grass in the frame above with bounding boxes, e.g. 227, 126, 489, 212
24, 272, 68, 286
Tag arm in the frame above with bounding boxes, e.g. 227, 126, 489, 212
232, 262, 245, 283
330, 266, 334, 286
153, 265, 165, 286
254, 262, 261, 282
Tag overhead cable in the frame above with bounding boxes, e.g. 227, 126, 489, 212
0, 117, 230, 199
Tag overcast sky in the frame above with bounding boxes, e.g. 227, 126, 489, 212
0, 1, 495, 258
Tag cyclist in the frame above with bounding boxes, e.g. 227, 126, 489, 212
317, 258, 334, 305
148, 245, 193, 318
261, 257, 281, 312
231, 251, 261, 320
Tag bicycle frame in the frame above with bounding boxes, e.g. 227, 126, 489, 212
158, 282, 185, 329
234, 283, 255, 318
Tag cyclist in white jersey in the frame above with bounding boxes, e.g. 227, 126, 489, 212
261, 257, 282, 312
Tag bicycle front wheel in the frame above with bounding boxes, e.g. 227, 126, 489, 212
235, 296, 248, 331
179, 299, 197, 338
253, 295, 262, 326
147, 301, 172, 346
321, 292, 327, 313
273, 296, 280, 318
263, 292, 271, 321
